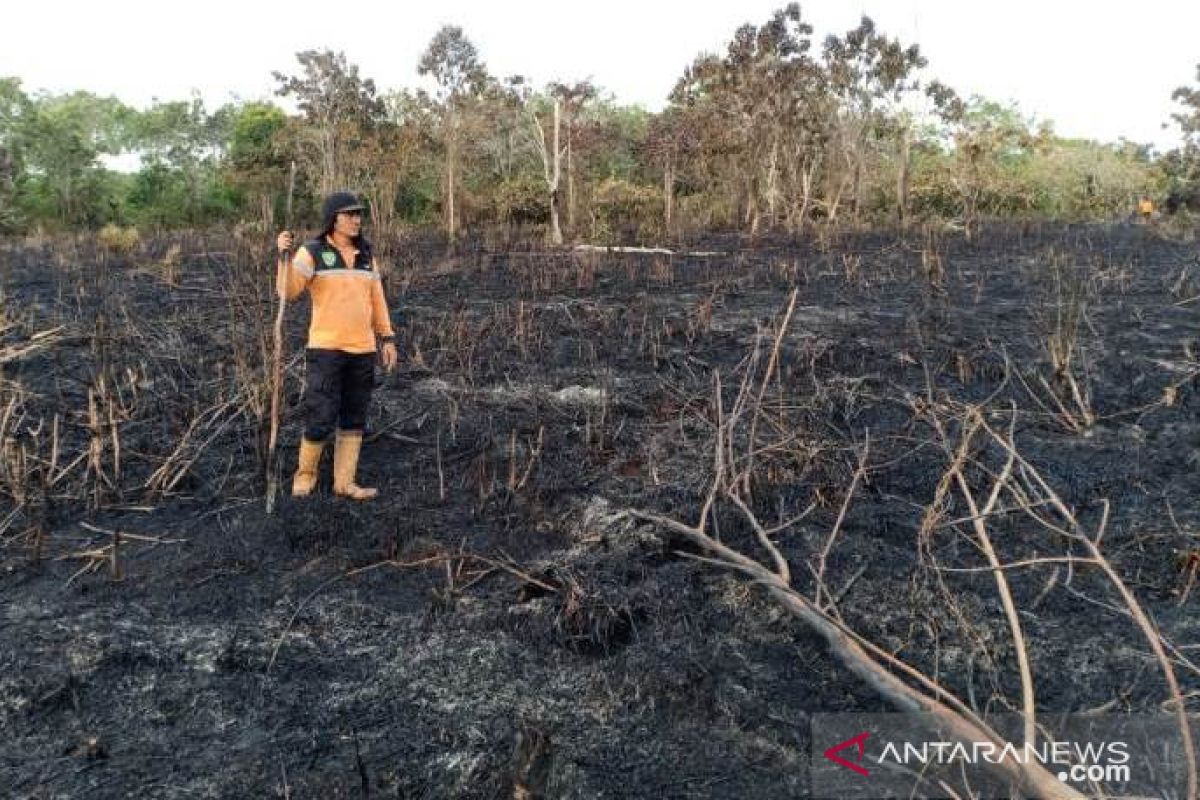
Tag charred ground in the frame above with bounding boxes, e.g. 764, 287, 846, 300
1, 222, 1199, 798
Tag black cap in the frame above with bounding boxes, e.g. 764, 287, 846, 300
320, 191, 366, 233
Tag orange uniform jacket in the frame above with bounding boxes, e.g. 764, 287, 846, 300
279, 236, 395, 354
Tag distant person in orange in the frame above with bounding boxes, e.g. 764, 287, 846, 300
275, 192, 399, 500
1138, 196, 1154, 222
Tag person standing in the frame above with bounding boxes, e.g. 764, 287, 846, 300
1138, 196, 1155, 222
276, 192, 398, 500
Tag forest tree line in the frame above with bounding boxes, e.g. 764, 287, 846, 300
2, 4, 1199, 242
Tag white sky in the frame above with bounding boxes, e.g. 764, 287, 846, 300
3, 0, 1198, 151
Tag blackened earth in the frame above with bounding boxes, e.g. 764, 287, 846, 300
1, 222, 1198, 798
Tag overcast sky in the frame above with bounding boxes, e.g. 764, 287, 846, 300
4, 0, 1198, 151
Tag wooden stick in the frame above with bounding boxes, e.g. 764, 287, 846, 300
266, 160, 297, 514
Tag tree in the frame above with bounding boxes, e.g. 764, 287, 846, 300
1026, 137, 1158, 219
668, 57, 744, 231
644, 106, 699, 236
125, 96, 234, 226
20, 90, 130, 226
226, 102, 288, 229
499, 80, 573, 245
942, 97, 1047, 229
884, 80, 961, 226
0, 78, 32, 231
274, 50, 385, 195
1166, 63, 1200, 212
473, 77, 530, 187
671, 5, 835, 233
382, 89, 444, 226
1171, 63, 1200, 147
355, 92, 426, 256
549, 80, 597, 233
419, 26, 489, 243
132, 95, 228, 165
823, 16, 926, 221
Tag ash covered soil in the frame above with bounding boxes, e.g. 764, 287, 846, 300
1, 223, 1199, 798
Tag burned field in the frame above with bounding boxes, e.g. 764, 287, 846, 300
2, 223, 1199, 798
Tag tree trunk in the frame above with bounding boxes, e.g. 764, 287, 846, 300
663, 155, 675, 236
259, 193, 274, 233
320, 120, 337, 196
566, 125, 575, 234
446, 117, 457, 244
447, 149, 456, 243
852, 154, 864, 220
747, 174, 760, 237
549, 100, 563, 245
365, 173, 399, 262
798, 158, 817, 228
549, 189, 561, 245
826, 171, 847, 223
766, 135, 780, 228
896, 125, 912, 228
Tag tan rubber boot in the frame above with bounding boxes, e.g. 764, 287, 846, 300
291, 438, 325, 497
333, 430, 377, 500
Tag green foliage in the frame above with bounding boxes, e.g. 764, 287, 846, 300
0, 78, 31, 231
590, 177, 662, 242
131, 96, 227, 165
489, 173, 549, 225
901, 97, 1159, 222
1165, 63, 1200, 211
273, 50, 386, 196
223, 101, 288, 225
0, 14, 1187, 235
228, 103, 286, 169
1027, 139, 1159, 218
418, 27, 489, 105
14, 89, 131, 226
274, 50, 384, 125
125, 160, 192, 227
1171, 63, 1200, 146
394, 171, 439, 224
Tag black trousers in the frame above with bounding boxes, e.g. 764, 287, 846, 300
303, 349, 376, 442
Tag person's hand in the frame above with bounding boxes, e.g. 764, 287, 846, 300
276, 230, 294, 255
380, 341, 399, 373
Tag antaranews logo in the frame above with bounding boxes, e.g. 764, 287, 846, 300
810, 714, 1186, 800
823, 731, 871, 777
820, 728, 1130, 782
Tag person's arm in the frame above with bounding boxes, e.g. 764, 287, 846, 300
275, 232, 313, 300
371, 257, 398, 370
369, 258, 396, 338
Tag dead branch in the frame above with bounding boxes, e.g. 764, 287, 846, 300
742, 288, 799, 495
629, 369, 1085, 800
978, 418, 1199, 800
0, 326, 66, 365
814, 433, 869, 611
629, 493, 1083, 799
